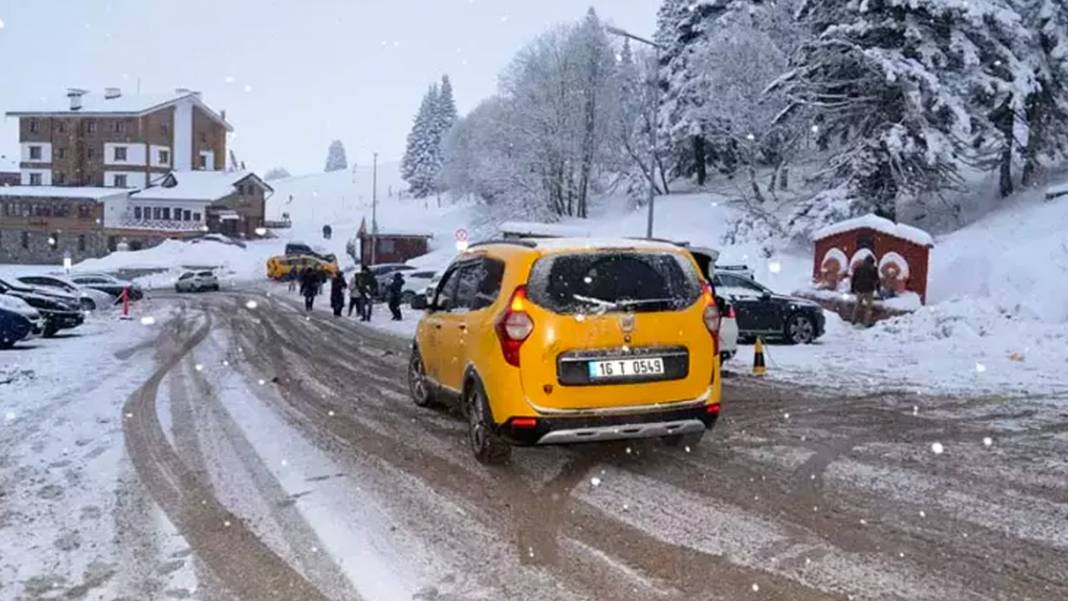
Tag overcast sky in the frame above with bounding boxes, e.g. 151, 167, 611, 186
0, 0, 659, 175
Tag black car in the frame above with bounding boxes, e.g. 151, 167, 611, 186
0, 278, 84, 337
711, 272, 825, 344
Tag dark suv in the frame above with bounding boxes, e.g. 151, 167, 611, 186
711, 272, 825, 344
0, 278, 84, 337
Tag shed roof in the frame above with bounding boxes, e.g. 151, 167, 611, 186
813, 214, 934, 247
131, 171, 271, 202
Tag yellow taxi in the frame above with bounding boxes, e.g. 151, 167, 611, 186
408, 238, 722, 464
266, 254, 338, 281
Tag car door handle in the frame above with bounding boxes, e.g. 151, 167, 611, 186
434, 323, 442, 330
458, 324, 467, 331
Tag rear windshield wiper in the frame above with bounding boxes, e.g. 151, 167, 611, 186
572, 294, 620, 311
616, 297, 677, 307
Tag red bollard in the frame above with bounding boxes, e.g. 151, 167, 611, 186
120, 287, 133, 320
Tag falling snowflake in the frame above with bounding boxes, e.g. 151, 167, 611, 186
912, 405, 919, 416
224, 75, 234, 83
281, 459, 288, 467
783, 412, 790, 420
982, 437, 993, 447
625, 446, 632, 454
975, 362, 987, 374
243, 84, 254, 93
751, 583, 760, 592
500, 15, 510, 22
328, 410, 335, 416
919, 510, 926, 518
590, 476, 601, 487
223, 360, 230, 366
245, 300, 258, 310
575, 314, 586, 322
0, 17, 5, 29
311, 546, 318, 553
931, 442, 944, 455
140, 316, 156, 326
224, 520, 231, 527
684, 445, 691, 453
768, 260, 782, 274
195, 364, 204, 372
5, 411, 15, 421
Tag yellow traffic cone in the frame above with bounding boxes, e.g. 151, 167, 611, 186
753, 337, 767, 376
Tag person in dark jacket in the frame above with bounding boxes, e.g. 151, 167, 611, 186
851, 255, 879, 326
387, 272, 405, 321
299, 267, 320, 311
352, 266, 378, 321
330, 271, 347, 317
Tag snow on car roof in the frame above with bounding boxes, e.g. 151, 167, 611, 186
813, 214, 934, 247
528, 237, 687, 253
499, 220, 592, 238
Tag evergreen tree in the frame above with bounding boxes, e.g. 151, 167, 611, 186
402, 84, 441, 198
773, 0, 1034, 221
263, 167, 291, 180
1021, 0, 1068, 186
324, 140, 348, 172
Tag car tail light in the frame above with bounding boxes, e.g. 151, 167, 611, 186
727, 304, 736, 319
510, 417, 538, 429
706, 403, 721, 415
495, 286, 534, 367
702, 282, 720, 334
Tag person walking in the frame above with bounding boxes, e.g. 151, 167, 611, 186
354, 266, 378, 322
347, 268, 362, 317
330, 271, 347, 317
387, 272, 405, 321
851, 255, 879, 327
299, 267, 319, 312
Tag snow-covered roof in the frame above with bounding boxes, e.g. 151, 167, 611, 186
131, 171, 269, 201
499, 220, 592, 238
813, 214, 934, 247
6, 90, 233, 131
0, 185, 127, 200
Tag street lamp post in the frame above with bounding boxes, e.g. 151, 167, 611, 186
607, 26, 665, 239
371, 152, 378, 265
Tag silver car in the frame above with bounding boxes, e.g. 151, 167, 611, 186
175, 270, 220, 293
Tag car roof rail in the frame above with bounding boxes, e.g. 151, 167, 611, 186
625, 236, 689, 247
467, 239, 538, 249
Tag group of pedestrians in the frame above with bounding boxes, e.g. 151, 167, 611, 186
297, 265, 406, 322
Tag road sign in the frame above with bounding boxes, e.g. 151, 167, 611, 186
455, 228, 469, 242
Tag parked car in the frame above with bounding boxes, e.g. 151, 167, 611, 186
402, 270, 437, 304
711, 272, 825, 344
69, 273, 143, 301
0, 278, 84, 337
266, 254, 338, 280
408, 238, 722, 464
0, 294, 42, 349
16, 274, 116, 311
284, 241, 335, 263
175, 270, 220, 292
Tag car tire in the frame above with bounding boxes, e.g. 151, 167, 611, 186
43, 324, 58, 338
786, 313, 816, 344
407, 347, 435, 407
0, 338, 14, 350
80, 298, 96, 312
212, 284, 220, 291
662, 431, 704, 448
464, 378, 511, 465
402, 291, 415, 305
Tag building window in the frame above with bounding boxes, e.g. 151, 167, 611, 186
87, 121, 97, 134
56, 122, 65, 133
162, 208, 171, 220
78, 235, 86, 252
113, 121, 124, 133
29, 173, 43, 186
77, 204, 92, 219
198, 154, 207, 169
113, 174, 128, 188
160, 124, 169, 136
134, 206, 142, 220
56, 147, 66, 159
183, 209, 191, 221
193, 212, 201, 222
53, 172, 65, 185
22, 231, 30, 249
29, 146, 42, 160
29, 119, 38, 133
87, 147, 96, 160
158, 149, 170, 164
114, 147, 127, 161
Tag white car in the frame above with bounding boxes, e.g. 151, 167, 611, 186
402, 270, 437, 303
17, 274, 116, 311
175, 270, 220, 293
718, 297, 739, 363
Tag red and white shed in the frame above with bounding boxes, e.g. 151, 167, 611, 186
812, 214, 934, 304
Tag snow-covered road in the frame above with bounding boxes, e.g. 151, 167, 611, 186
2, 289, 1067, 601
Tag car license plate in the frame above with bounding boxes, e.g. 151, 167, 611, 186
588, 357, 665, 380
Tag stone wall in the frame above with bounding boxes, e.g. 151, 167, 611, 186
0, 227, 109, 264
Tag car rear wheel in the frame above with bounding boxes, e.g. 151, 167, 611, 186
407, 348, 435, 407
80, 298, 96, 311
465, 379, 511, 465
786, 313, 816, 344
43, 323, 58, 338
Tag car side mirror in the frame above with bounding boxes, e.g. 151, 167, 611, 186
435, 297, 451, 312
411, 294, 429, 310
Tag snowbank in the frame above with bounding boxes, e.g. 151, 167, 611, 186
73, 238, 283, 288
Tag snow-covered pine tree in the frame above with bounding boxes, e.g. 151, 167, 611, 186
1020, 0, 1068, 186
324, 140, 348, 172
402, 84, 440, 197
263, 167, 291, 180
773, 0, 1033, 225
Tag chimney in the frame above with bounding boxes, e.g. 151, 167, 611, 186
220, 109, 226, 122
67, 88, 88, 111
104, 87, 122, 99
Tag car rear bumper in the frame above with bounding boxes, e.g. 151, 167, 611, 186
45, 311, 84, 330
497, 401, 720, 446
